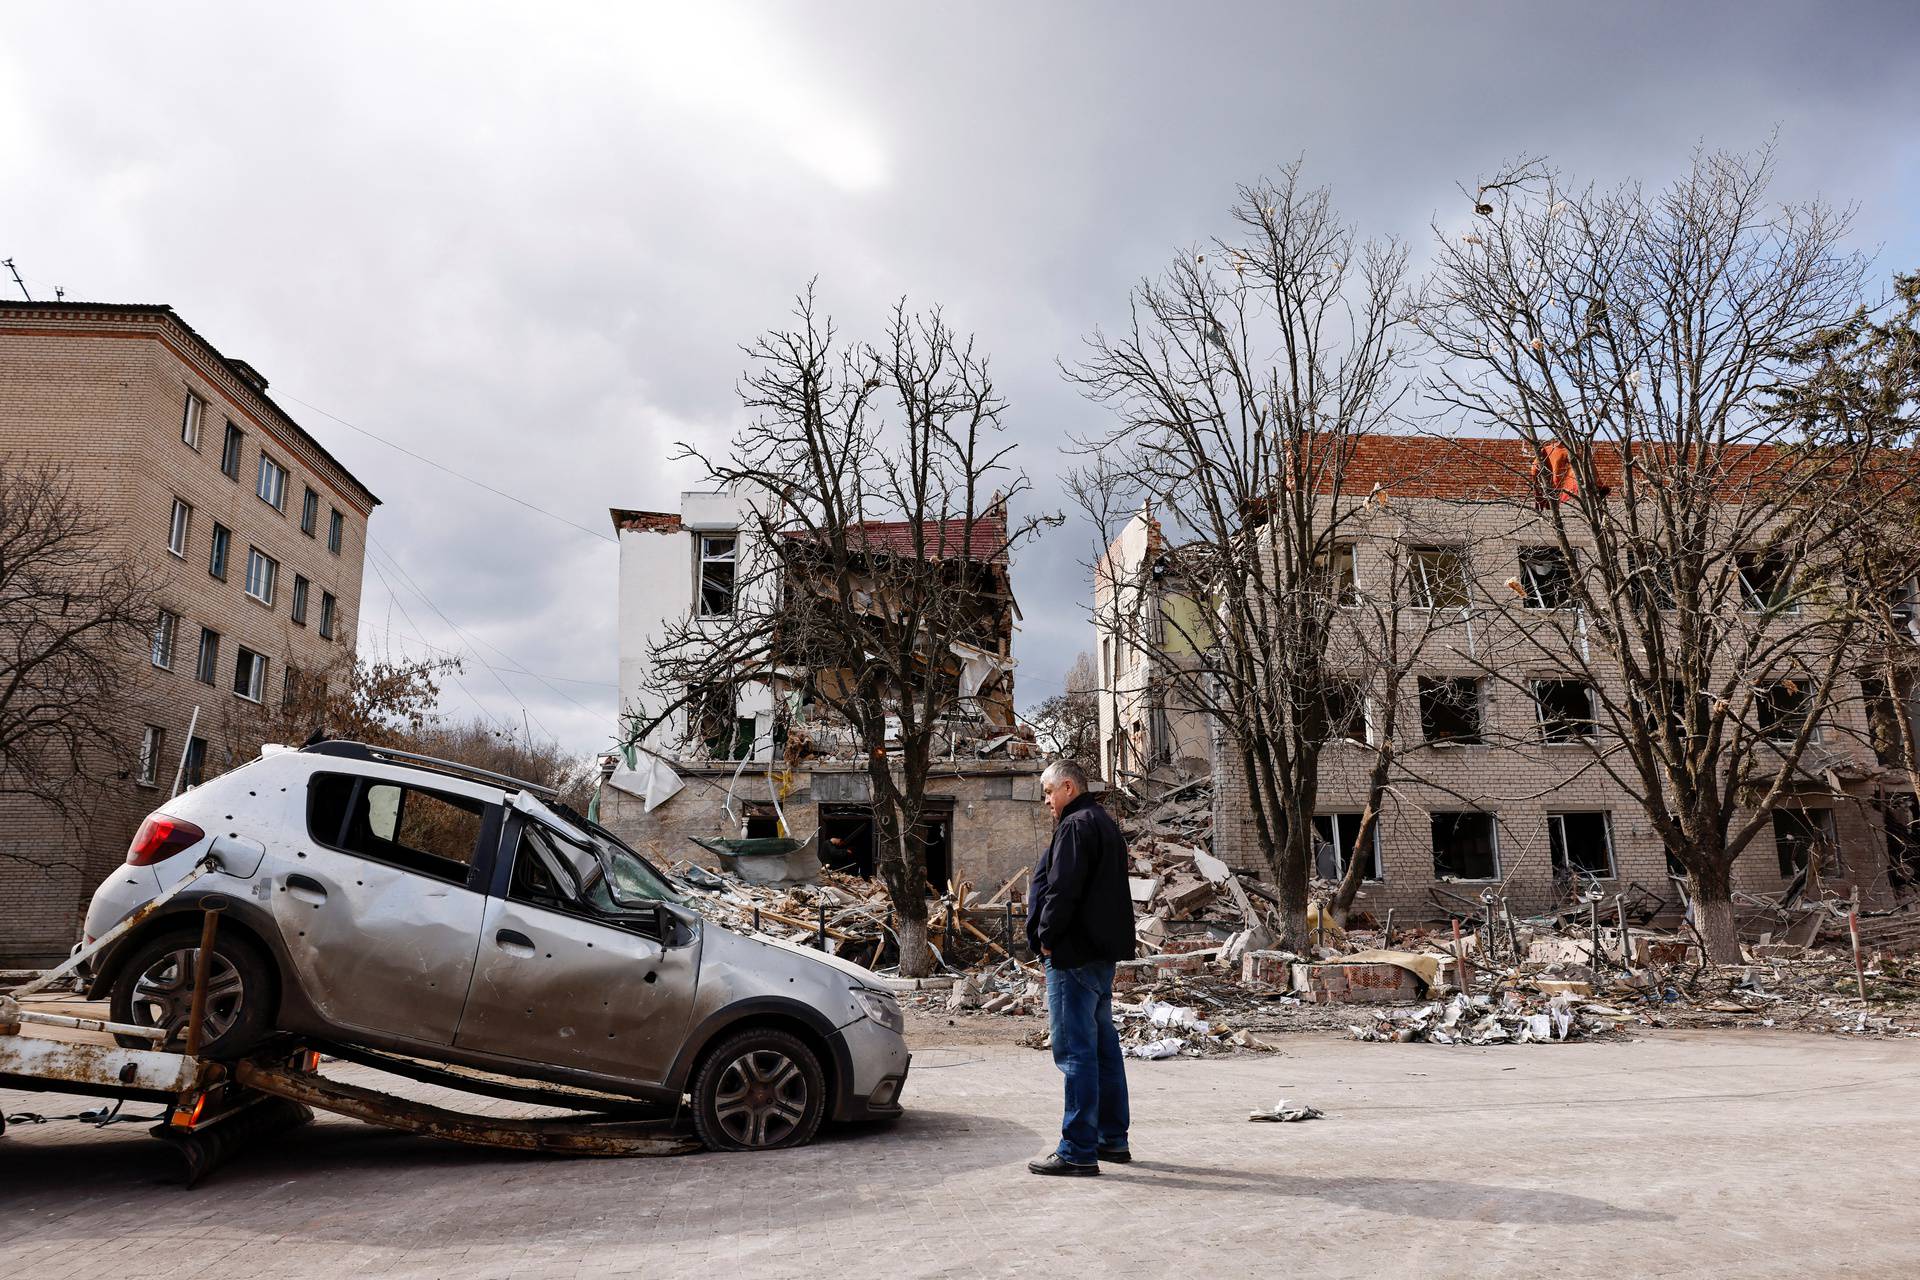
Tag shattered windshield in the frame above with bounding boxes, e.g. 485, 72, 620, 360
524, 822, 688, 911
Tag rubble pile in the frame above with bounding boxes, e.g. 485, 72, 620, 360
668, 789, 1920, 1052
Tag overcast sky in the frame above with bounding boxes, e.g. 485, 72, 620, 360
5, 1, 1917, 755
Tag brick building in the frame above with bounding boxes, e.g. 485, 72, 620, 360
1100, 433, 1914, 923
0, 302, 377, 964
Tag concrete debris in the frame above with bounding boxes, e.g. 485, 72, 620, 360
1248, 1098, 1324, 1122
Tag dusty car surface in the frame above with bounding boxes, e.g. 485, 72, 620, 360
80, 741, 910, 1150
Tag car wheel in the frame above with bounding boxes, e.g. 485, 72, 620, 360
691, 1028, 827, 1152
109, 928, 275, 1059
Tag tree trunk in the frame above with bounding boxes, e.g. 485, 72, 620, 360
1687, 855, 1742, 964
894, 910, 933, 979
1271, 824, 1313, 951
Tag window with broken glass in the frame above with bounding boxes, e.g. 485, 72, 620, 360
1533, 679, 1596, 743
697, 534, 737, 617
1431, 811, 1499, 880
1410, 546, 1470, 610
692, 684, 754, 759
1547, 811, 1614, 880
1320, 680, 1368, 745
1737, 550, 1797, 614
1312, 813, 1381, 881
1756, 679, 1814, 744
1518, 547, 1575, 610
1772, 808, 1834, 878
1318, 543, 1361, 608
1418, 676, 1482, 745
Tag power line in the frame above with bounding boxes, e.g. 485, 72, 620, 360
362, 553, 518, 737
279, 392, 618, 545
350, 619, 616, 687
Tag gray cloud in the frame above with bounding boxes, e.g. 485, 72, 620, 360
4, 0, 1916, 751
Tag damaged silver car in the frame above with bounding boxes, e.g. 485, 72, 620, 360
79, 741, 910, 1151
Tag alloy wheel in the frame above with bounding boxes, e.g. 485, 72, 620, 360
128, 947, 243, 1045
711, 1048, 810, 1148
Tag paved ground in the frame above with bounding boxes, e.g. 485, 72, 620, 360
5, 1025, 1919, 1278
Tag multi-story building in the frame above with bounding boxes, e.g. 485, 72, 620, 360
1099, 433, 1913, 921
601, 490, 1046, 893
0, 302, 377, 964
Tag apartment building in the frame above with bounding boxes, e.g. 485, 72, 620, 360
1100, 433, 1911, 921
0, 302, 378, 963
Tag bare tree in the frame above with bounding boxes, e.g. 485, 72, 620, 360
1028, 652, 1100, 768
1416, 146, 1906, 960
0, 458, 153, 864
1067, 165, 1412, 948
639, 288, 1053, 977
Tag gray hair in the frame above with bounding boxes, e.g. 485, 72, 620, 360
1041, 759, 1090, 794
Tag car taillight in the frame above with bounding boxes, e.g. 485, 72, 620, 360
127, 815, 206, 866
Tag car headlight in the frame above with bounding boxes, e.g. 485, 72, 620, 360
852, 988, 904, 1034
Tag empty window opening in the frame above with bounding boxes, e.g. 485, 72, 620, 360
1548, 811, 1614, 880
181, 736, 207, 789
1519, 547, 1575, 609
1772, 808, 1835, 879
1321, 681, 1368, 745
1431, 811, 1499, 880
1534, 679, 1596, 742
1411, 546, 1470, 609
1313, 813, 1381, 881
301, 487, 319, 536
1757, 679, 1814, 744
1419, 676, 1482, 745
220, 422, 244, 480
1738, 550, 1796, 613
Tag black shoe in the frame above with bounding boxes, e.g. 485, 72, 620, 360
1097, 1146, 1132, 1163
1027, 1152, 1100, 1177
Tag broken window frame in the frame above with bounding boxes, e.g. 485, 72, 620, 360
138, 724, 164, 787
1737, 550, 1798, 615
696, 533, 738, 618
1532, 678, 1596, 744
1317, 543, 1361, 609
1312, 812, 1382, 881
1430, 810, 1500, 880
1518, 546, 1576, 610
220, 421, 244, 481
1410, 546, 1470, 610
1547, 810, 1615, 881
1772, 807, 1835, 879
1321, 680, 1369, 746
1417, 675, 1483, 745
1756, 679, 1816, 744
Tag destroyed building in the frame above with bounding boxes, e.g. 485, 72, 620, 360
1097, 433, 1920, 925
600, 490, 1046, 893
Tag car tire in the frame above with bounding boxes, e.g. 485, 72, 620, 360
690, 1027, 828, 1152
108, 928, 275, 1059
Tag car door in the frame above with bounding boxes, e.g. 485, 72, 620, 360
453, 813, 697, 1086
267, 770, 495, 1045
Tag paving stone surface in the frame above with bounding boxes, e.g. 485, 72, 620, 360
4, 1028, 1919, 1278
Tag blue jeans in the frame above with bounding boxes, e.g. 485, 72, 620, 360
1046, 959, 1130, 1164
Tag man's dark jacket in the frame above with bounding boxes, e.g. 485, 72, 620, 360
1027, 792, 1135, 969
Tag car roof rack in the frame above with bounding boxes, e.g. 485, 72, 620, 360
300, 740, 561, 800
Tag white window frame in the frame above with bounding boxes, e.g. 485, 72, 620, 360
168, 498, 191, 558
138, 725, 165, 787
1519, 546, 1576, 610
151, 609, 177, 669
256, 453, 287, 511
697, 533, 738, 618
1313, 812, 1383, 881
1411, 546, 1470, 610
1547, 811, 1616, 880
181, 392, 204, 450
1327, 544, 1361, 608
233, 646, 267, 703
1532, 678, 1597, 744
244, 547, 278, 605
1738, 550, 1799, 615
1325, 680, 1370, 746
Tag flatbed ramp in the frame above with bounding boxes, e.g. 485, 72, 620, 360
2, 993, 697, 1185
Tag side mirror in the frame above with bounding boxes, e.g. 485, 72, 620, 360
654, 901, 672, 945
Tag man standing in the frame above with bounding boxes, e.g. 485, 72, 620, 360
1026, 759, 1135, 1176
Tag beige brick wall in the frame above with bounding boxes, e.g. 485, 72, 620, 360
0, 307, 375, 963
1208, 494, 1902, 919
